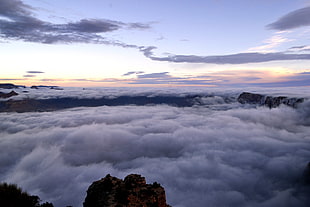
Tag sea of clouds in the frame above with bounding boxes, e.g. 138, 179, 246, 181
0, 88, 310, 207
2, 86, 310, 101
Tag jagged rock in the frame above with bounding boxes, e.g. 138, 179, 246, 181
238, 92, 304, 108
83, 174, 171, 207
265, 96, 304, 108
237, 92, 264, 104
0, 90, 18, 98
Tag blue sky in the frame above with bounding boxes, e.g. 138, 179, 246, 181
1, 0, 310, 87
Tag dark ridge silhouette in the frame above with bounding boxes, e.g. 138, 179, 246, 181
0, 95, 218, 112
0, 91, 305, 113
31, 85, 63, 90
0, 83, 25, 89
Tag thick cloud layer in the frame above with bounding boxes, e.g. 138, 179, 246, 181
0, 90, 310, 207
2, 86, 309, 101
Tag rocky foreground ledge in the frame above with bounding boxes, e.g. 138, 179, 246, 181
84, 174, 171, 207
2, 169, 310, 207
0, 174, 171, 207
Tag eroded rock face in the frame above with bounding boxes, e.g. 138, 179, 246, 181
237, 92, 264, 105
237, 92, 304, 108
84, 174, 171, 207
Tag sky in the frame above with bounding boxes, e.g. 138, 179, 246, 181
1, 0, 310, 87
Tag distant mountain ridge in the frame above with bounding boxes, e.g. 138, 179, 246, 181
0, 92, 305, 113
0, 83, 306, 112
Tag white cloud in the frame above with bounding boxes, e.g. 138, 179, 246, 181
0, 89, 310, 207
247, 32, 292, 53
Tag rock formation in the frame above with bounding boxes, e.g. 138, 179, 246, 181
237, 92, 264, 105
84, 174, 171, 207
0, 90, 18, 99
31, 85, 63, 90
237, 92, 304, 108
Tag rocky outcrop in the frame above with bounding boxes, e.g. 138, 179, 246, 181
237, 92, 264, 105
84, 174, 171, 207
0, 90, 18, 99
238, 92, 304, 108
31, 85, 63, 90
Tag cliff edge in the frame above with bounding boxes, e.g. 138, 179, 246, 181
237, 92, 304, 108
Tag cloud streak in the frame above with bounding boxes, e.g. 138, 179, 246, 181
140, 47, 310, 64
122, 71, 145, 76
267, 6, 310, 30
26, 71, 44, 74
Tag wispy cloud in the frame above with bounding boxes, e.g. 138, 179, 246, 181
288, 45, 310, 52
141, 46, 310, 64
2, 0, 310, 66
246, 32, 291, 53
0, 0, 149, 46
267, 6, 310, 30
0, 78, 23, 81
122, 71, 145, 76
137, 72, 170, 79
26, 71, 45, 74
129, 72, 217, 85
